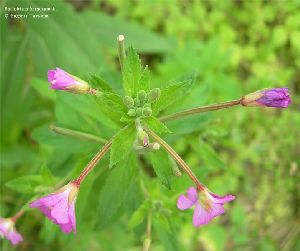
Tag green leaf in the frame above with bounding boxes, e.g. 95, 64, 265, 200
154, 215, 181, 251
110, 124, 136, 168
31, 78, 56, 101
139, 65, 150, 91
6, 175, 43, 194
123, 46, 142, 95
152, 79, 194, 115
150, 149, 173, 189
40, 165, 57, 186
96, 154, 138, 229
128, 200, 150, 229
89, 74, 113, 92
144, 116, 171, 134
98, 92, 127, 116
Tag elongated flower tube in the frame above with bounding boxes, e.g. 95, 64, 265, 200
48, 67, 93, 94
30, 181, 79, 234
241, 88, 291, 108
177, 186, 235, 227
0, 216, 23, 245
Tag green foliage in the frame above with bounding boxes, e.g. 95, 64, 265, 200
109, 124, 136, 168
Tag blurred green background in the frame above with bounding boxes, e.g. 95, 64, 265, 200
1, 0, 299, 250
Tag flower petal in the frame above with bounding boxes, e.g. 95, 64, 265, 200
177, 187, 198, 210
193, 202, 225, 227
69, 201, 76, 234
7, 230, 23, 245
51, 197, 70, 224
209, 193, 235, 204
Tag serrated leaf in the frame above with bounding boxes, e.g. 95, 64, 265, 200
96, 154, 138, 229
109, 124, 136, 168
144, 116, 171, 134
150, 150, 173, 189
152, 79, 194, 115
6, 175, 43, 194
123, 46, 142, 95
98, 92, 126, 115
139, 65, 150, 91
89, 74, 113, 92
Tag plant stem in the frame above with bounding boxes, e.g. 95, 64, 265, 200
117, 34, 126, 70
49, 125, 107, 144
159, 99, 242, 122
75, 139, 112, 185
145, 128, 204, 189
11, 210, 24, 222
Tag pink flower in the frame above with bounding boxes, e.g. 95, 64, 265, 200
47, 67, 90, 94
177, 186, 235, 227
0, 218, 23, 245
29, 182, 79, 234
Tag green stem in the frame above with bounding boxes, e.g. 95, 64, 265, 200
75, 139, 112, 185
117, 34, 126, 70
159, 99, 242, 122
49, 125, 107, 144
145, 128, 203, 189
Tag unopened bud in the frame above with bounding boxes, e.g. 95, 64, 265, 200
137, 130, 149, 146
127, 109, 136, 117
138, 90, 147, 104
142, 107, 152, 117
241, 88, 291, 108
152, 143, 160, 150
147, 88, 161, 103
123, 96, 134, 108
136, 107, 143, 116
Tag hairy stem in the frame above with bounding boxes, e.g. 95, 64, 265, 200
117, 34, 126, 70
49, 125, 107, 144
75, 139, 112, 185
160, 99, 242, 122
145, 128, 203, 189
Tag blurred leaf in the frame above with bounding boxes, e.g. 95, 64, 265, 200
82, 11, 176, 53
96, 154, 137, 229
109, 124, 136, 168
31, 78, 56, 101
6, 175, 43, 194
128, 200, 149, 229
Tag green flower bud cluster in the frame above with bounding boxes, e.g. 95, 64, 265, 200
123, 88, 161, 118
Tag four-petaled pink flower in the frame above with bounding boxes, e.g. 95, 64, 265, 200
177, 186, 235, 227
0, 217, 23, 245
29, 181, 79, 234
241, 87, 291, 108
48, 67, 91, 94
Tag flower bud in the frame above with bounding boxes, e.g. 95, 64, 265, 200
241, 88, 291, 108
48, 68, 91, 94
123, 96, 134, 108
142, 107, 152, 117
137, 130, 149, 146
134, 98, 141, 107
136, 107, 143, 116
127, 109, 136, 117
147, 88, 161, 103
137, 90, 147, 104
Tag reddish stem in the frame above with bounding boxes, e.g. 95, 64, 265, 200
75, 139, 112, 185
11, 210, 24, 222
